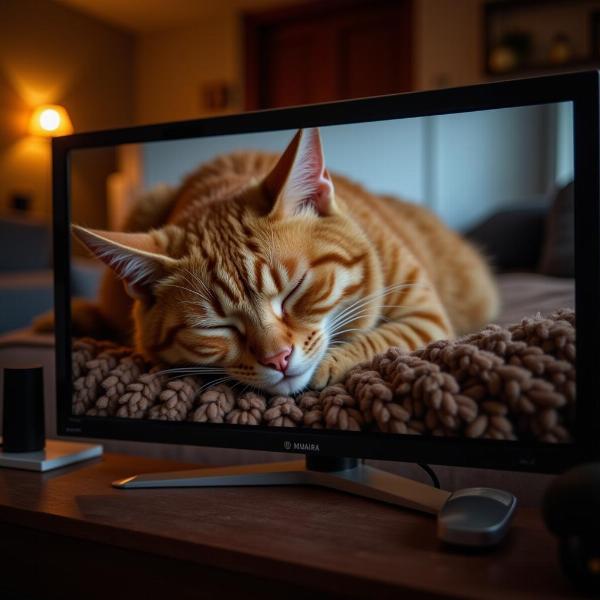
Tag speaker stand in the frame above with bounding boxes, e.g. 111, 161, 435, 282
0, 439, 103, 472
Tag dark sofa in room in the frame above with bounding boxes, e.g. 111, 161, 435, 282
0, 215, 102, 334
467, 181, 574, 325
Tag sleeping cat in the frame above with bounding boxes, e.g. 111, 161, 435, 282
49, 129, 499, 395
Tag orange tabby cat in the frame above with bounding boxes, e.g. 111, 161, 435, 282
62, 129, 499, 394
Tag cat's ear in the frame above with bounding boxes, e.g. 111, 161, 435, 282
264, 128, 336, 218
72, 225, 176, 300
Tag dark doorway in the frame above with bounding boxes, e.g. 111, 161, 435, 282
244, 0, 413, 110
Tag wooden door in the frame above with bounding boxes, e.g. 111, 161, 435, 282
244, 0, 413, 110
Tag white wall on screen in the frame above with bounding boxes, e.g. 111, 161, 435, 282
139, 102, 574, 231
142, 117, 426, 204
429, 104, 553, 230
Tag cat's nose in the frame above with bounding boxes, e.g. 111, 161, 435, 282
259, 346, 293, 372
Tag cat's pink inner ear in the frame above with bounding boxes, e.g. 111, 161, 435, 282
266, 128, 336, 218
72, 226, 175, 300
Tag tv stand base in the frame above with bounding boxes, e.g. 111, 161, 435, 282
113, 456, 451, 515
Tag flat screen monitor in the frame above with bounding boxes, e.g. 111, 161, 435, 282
53, 71, 600, 473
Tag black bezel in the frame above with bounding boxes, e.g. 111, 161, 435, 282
54, 71, 600, 473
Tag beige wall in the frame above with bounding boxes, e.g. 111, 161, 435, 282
414, 0, 484, 91
128, 0, 299, 223
0, 0, 135, 222
134, 0, 312, 124
134, 0, 488, 125
135, 14, 240, 124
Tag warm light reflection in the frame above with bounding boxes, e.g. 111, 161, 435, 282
29, 104, 73, 137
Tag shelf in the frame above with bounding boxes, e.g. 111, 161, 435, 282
483, 0, 600, 78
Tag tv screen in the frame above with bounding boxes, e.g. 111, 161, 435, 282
52, 72, 600, 472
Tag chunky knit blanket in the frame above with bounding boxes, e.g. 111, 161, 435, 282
72, 309, 575, 443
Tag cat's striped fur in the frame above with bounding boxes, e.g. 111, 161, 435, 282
66, 129, 499, 394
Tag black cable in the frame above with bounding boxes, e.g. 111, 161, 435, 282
417, 462, 440, 489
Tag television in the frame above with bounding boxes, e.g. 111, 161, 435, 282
52, 71, 599, 504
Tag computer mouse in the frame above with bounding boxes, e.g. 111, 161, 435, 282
437, 487, 517, 547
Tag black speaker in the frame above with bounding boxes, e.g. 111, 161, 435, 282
542, 463, 600, 593
2, 366, 45, 453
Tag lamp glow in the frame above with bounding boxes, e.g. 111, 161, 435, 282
29, 104, 73, 137
39, 108, 60, 131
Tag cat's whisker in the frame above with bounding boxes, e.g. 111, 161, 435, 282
157, 365, 227, 371
245, 381, 265, 397
330, 305, 379, 327
162, 372, 229, 382
338, 281, 414, 309
333, 292, 407, 322
329, 327, 363, 340
167, 275, 214, 304
163, 371, 229, 378
328, 283, 418, 328
328, 309, 374, 332
181, 267, 211, 289
161, 367, 229, 381
155, 366, 227, 375
328, 295, 428, 332
165, 373, 204, 382
161, 374, 229, 382
229, 380, 245, 394
329, 302, 391, 329
328, 302, 426, 343
183, 269, 215, 302
327, 316, 390, 342
163, 282, 209, 300
329, 303, 404, 334
330, 327, 362, 337
193, 376, 236, 397
182, 267, 205, 288
352, 281, 426, 306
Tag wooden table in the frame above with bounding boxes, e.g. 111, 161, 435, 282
0, 453, 579, 599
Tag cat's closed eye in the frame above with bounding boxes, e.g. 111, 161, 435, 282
282, 273, 307, 314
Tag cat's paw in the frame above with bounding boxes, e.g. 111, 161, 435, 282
309, 353, 345, 390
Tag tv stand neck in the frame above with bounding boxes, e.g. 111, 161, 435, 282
305, 455, 358, 472
113, 456, 450, 515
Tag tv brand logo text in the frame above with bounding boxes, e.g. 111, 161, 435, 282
284, 441, 320, 452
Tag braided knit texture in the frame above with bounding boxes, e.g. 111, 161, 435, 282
72, 309, 575, 442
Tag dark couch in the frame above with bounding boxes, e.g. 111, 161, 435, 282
0, 216, 102, 333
